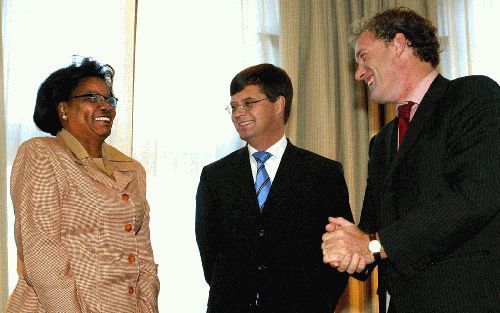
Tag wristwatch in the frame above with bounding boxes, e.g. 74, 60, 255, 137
368, 233, 382, 261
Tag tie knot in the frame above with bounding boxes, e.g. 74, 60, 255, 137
398, 101, 416, 119
253, 151, 272, 164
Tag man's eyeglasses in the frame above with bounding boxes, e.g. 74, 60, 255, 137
225, 97, 269, 114
70, 93, 118, 108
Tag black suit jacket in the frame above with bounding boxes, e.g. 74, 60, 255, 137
358, 75, 500, 313
196, 140, 353, 313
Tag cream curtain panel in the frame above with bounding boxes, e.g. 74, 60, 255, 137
132, 1, 279, 310
1, 1, 137, 311
279, 1, 437, 312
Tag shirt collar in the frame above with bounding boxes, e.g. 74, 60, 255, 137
400, 69, 439, 105
57, 128, 133, 162
247, 134, 287, 160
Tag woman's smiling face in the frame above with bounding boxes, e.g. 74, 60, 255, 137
60, 76, 116, 150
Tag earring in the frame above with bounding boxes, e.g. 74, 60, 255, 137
62, 115, 67, 120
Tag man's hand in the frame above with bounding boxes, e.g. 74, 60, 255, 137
321, 217, 374, 274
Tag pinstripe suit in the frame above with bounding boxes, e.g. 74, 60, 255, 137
358, 75, 500, 312
196, 141, 352, 313
7, 130, 159, 313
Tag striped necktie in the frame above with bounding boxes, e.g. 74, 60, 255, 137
253, 151, 272, 211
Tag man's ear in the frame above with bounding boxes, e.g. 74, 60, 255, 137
393, 32, 409, 57
274, 95, 286, 116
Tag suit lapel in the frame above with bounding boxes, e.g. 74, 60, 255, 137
263, 141, 298, 212
112, 167, 134, 190
237, 141, 299, 213
235, 146, 261, 210
82, 159, 135, 191
384, 120, 397, 168
385, 75, 450, 182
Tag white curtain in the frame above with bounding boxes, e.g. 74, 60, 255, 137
132, 1, 279, 311
438, 0, 500, 82
3, 0, 137, 297
2, 0, 279, 312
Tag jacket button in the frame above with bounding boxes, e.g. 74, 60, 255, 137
128, 255, 136, 263
124, 224, 133, 232
121, 193, 129, 201
255, 298, 262, 306
128, 286, 134, 294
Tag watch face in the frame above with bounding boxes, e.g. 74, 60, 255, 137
368, 240, 382, 253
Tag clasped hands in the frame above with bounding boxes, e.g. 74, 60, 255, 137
321, 217, 375, 274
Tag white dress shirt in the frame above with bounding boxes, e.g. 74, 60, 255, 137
247, 134, 287, 183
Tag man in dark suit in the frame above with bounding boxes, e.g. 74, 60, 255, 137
196, 64, 353, 313
321, 7, 499, 313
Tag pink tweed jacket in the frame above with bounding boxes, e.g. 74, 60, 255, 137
7, 135, 159, 313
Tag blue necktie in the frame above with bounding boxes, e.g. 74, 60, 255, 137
253, 151, 272, 211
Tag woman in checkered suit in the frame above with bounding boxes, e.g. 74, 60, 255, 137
7, 57, 159, 313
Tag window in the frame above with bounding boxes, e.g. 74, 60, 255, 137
3, 1, 279, 312
438, 0, 500, 83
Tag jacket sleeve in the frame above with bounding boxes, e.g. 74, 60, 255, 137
135, 197, 160, 313
350, 135, 384, 281
358, 136, 382, 234
195, 167, 218, 285
11, 140, 87, 312
324, 162, 353, 303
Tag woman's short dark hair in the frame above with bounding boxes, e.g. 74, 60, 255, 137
230, 63, 293, 124
34, 56, 115, 135
351, 7, 440, 67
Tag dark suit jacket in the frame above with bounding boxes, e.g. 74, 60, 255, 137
358, 75, 500, 313
196, 140, 353, 313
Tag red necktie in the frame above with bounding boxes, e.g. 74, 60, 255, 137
397, 101, 416, 145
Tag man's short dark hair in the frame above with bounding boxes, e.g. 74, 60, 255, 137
230, 63, 293, 124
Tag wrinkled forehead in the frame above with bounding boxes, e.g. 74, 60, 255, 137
354, 34, 367, 61
354, 31, 384, 58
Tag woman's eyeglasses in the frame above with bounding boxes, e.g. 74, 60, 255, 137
70, 93, 118, 108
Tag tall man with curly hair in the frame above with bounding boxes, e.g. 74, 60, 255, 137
321, 7, 499, 313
